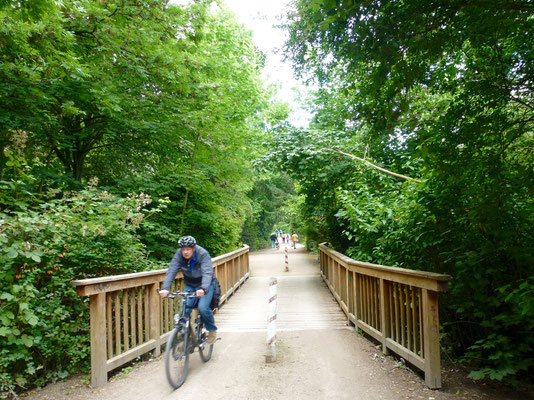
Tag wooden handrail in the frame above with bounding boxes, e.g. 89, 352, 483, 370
71, 245, 250, 387
319, 243, 451, 389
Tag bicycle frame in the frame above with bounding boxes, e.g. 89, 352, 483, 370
167, 291, 205, 349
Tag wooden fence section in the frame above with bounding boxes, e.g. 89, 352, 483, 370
71, 245, 250, 387
319, 243, 450, 389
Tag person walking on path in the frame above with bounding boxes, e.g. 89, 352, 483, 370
158, 235, 218, 344
270, 232, 278, 248
291, 232, 299, 249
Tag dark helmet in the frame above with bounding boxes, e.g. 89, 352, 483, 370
178, 235, 196, 248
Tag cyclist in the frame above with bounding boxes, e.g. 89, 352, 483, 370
159, 236, 217, 344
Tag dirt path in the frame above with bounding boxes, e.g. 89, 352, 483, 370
22, 246, 532, 400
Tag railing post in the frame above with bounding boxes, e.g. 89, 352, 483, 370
422, 289, 441, 389
89, 293, 107, 387
148, 283, 161, 356
379, 278, 390, 356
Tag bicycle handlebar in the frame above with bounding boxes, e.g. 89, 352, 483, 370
164, 291, 198, 299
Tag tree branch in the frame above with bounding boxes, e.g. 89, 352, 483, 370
327, 148, 422, 183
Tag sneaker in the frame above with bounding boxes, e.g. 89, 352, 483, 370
207, 330, 217, 344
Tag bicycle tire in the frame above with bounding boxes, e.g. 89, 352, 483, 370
197, 318, 214, 362
165, 325, 189, 389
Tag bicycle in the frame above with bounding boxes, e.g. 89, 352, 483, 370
164, 291, 214, 389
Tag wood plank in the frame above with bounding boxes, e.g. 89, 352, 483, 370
164, 287, 169, 333
148, 283, 161, 357
419, 288, 424, 357
356, 319, 383, 343
388, 281, 394, 340
356, 274, 361, 324
72, 247, 250, 296
412, 288, 417, 353
385, 338, 425, 371
422, 289, 442, 389
90, 293, 107, 387
373, 278, 379, 329
318, 244, 450, 291
400, 283, 406, 347
106, 293, 112, 358
319, 243, 450, 280
137, 287, 143, 345
106, 340, 157, 372
407, 286, 413, 352
114, 292, 120, 356
379, 279, 390, 355
144, 285, 149, 347
130, 288, 136, 348
122, 290, 129, 352
394, 283, 399, 342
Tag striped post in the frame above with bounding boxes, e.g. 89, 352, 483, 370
266, 277, 277, 363
285, 246, 289, 272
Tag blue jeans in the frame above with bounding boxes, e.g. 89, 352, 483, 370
184, 280, 217, 331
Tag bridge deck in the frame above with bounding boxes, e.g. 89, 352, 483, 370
24, 245, 452, 400
217, 248, 348, 331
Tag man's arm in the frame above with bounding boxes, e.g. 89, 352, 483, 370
161, 250, 182, 291
198, 249, 213, 292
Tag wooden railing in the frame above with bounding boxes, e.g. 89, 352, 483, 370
71, 245, 250, 387
319, 243, 450, 389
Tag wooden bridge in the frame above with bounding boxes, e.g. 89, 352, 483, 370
71, 243, 450, 392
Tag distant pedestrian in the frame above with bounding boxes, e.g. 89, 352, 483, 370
291, 232, 299, 249
270, 232, 277, 248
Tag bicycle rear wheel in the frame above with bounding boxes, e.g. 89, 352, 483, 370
165, 325, 189, 389
197, 319, 214, 362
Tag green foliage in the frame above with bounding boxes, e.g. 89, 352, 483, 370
281, 0, 534, 381
0, 1, 279, 393
239, 172, 298, 250
0, 154, 165, 393
464, 278, 534, 381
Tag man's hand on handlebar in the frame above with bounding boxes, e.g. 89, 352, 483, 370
159, 289, 203, 298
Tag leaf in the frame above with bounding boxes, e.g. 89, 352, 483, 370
4, 311, 15, 320
0, 292, 14, 301
468, 370, 486, 380
0, 327, 11, 336
7, 248, 18, 258
21, 334, 34, 347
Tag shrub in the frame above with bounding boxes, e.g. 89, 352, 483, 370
0, 184, 165, 394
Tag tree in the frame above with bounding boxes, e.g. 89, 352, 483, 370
283, 0, 534, 381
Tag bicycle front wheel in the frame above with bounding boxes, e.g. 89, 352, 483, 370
165, 325, 189, 389
197, 319, 214, 362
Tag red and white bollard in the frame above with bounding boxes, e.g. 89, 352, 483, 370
266, 277, 277, 363
285, 246, 289, 272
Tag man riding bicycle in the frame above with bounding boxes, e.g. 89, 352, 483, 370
159, 236, 218, 344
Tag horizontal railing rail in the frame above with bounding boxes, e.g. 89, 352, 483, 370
319, 243, 450, 389
71, 245, 250, 387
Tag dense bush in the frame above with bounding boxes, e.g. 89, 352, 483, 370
0, 176, 165, 394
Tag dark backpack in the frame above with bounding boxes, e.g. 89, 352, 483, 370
210, 276, 221, 310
